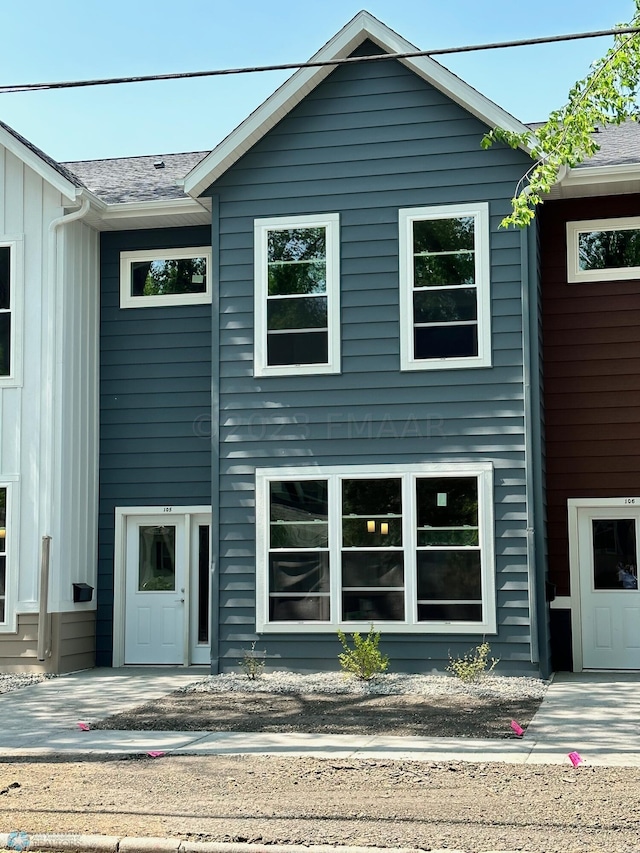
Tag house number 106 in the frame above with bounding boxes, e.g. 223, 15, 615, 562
624, 498, 636, 504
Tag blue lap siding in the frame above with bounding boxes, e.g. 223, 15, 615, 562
97, 226, 212, 665
205, 49, 540, 673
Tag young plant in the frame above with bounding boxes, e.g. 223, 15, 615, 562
337, 626, 389, 681
447, 641, 498, 683
238, 640, 265, 680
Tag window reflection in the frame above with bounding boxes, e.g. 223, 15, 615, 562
592, 519, 637, 590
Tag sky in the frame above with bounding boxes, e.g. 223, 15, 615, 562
0, 0, 636, 163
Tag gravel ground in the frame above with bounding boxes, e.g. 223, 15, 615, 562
179, 671, 549, 698
0, 674, 53, 694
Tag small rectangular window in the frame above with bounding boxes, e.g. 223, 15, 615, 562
120, 247, 211, 308
254, 214, 340, 376
399, 204, 491, 370
0, 247, 10, 377
567, 218, 640, 282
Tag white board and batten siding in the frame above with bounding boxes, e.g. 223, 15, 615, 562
0, 140, 99, 653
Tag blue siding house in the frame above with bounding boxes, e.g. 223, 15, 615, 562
89, 11, 547, 675
1, 10, 573, 675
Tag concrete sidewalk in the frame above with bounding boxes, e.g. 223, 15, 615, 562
0, 667, 638, 767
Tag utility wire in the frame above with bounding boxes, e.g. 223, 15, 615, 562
1, 25, 639, 94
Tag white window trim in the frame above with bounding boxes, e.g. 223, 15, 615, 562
254, 213, 340, 377
119, 246, 212, 309
399, 203, 491, 371
256, 462, 496, 634
567, 217, 640, 283
0, 236, 24, 388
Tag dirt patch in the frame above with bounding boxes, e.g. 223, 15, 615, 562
92, 689, 542, 739
1, 754, 639, 852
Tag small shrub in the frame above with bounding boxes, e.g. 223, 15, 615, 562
447, 641, 498, 682
238, 641, 265, 680
337, 626, 389, 681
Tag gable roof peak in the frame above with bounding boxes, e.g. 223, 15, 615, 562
183, 12, 533, 198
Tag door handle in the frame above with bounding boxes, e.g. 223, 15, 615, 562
175, 598, 185, 604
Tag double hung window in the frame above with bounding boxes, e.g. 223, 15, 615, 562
0, 239, 20, 384
567, 217, 640, 283
0, 247, 10, 378
399, 203, 491, 370
120, 247, 211, 308
257, 463, 495, 634
254, 214, 340, 376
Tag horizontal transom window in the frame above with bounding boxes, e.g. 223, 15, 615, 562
567, 217, 640, 283
120, 247, 212, 308
256, 463, 495, 634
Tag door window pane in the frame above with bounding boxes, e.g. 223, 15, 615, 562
138, 526, 176, 591
592, 519, 637, 590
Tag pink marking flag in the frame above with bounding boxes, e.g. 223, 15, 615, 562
77, 722, 90, 731
510, 720, 524, 737
568, 751, 583, 767
147, 751, 165, 758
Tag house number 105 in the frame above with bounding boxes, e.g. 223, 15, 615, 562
163, 506, 173, 513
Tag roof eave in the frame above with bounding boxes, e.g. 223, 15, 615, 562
0, 124, 81, 201
87, 196, 211, 232
183, 11, 535, 199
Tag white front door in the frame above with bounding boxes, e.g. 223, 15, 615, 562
577, 504, 640, 669
125, 515, 187, 664
120, 507, 212, 666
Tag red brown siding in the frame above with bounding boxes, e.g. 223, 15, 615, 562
541, 194, 640, 595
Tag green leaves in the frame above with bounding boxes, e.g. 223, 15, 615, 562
484, 3, 640, 228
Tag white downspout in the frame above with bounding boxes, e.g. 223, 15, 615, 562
37, 194, 91, 663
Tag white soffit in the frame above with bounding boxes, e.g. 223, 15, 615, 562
86, 197, 212, 232
183, 11, 535, 199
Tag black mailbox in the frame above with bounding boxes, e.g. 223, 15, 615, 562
73, 583, 94, 603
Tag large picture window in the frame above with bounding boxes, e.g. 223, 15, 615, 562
120, 247, 211, 308
567, 217, 640, 283
254, 214, 340, 376
399, 204, 491, 371
256, 463, 495, 634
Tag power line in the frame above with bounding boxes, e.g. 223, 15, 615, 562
1, 25, 639, 95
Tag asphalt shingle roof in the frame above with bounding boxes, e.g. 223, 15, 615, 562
61, 150, 209, 204
0, 119, 85, 190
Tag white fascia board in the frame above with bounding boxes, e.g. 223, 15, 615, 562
184, 11, 535, 198
101, 197, 210, 222
560, 162, 640, 187
0, 124, 80, 202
